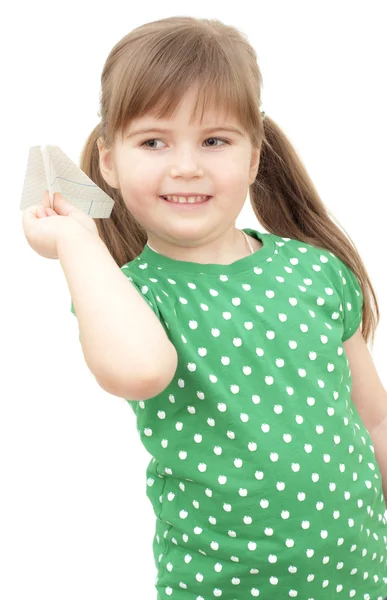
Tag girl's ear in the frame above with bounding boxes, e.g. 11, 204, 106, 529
248, 146, 261, 185
97, 139, 120, 189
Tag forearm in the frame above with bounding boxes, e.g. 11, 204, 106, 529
57, 227, 177, 398
368, 416, 387, 508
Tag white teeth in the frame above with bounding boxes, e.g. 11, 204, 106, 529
163, 195, 209, 204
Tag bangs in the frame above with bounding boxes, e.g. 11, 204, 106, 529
104, 28, 261, 144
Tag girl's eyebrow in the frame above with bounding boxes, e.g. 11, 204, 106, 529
127, 126, 243, 138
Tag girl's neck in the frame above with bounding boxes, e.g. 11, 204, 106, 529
146, 229, 256, 263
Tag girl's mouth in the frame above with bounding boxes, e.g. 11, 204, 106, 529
160, 195, 212, 207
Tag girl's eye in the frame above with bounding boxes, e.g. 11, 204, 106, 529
140, 137, 230, 150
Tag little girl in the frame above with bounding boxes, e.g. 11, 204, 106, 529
22, 15, 387, 600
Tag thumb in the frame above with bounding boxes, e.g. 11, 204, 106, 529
51, 192, 77, 216
41, 190, 68, 211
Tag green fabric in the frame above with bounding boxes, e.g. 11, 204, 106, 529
73, 229, 387, 598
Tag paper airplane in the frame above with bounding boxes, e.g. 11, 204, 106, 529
20, 145, 115, 218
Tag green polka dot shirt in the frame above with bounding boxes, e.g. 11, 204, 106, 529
72, 228, 387, 599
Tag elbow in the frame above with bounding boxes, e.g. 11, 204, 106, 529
96, 343, 178, 401
140, 342, 179, 400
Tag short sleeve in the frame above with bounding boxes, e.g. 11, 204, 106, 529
338, 259, 364, 342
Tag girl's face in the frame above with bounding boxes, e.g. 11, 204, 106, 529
98, 87, 261, 259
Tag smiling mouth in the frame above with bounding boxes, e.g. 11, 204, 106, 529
160, 195, 212, 205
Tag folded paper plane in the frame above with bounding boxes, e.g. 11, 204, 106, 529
20, 145, 115, 218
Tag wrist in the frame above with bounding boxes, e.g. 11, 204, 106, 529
57, 223, 102, 258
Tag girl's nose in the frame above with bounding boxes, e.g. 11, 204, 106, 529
170, 153, 204, 178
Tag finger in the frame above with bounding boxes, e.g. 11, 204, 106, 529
22, 205, 39, 220
52, 192, 76, 216
39, 206, 50, 218
41, 191, 61, 215
41, 190, 53, 209
22, 207, 38, 233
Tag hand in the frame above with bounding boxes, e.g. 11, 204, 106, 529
22, 190, 101, 259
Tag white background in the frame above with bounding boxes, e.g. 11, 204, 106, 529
2, 1, 387, 598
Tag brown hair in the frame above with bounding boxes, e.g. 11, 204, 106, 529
79, 15, 379, 347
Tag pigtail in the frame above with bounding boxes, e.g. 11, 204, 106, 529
78, 123, 148, 266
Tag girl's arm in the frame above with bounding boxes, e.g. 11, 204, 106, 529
343, 327, 387, 504
343, 327, 387, 434
367, 417, 387, 507
57, 228, 178, 401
